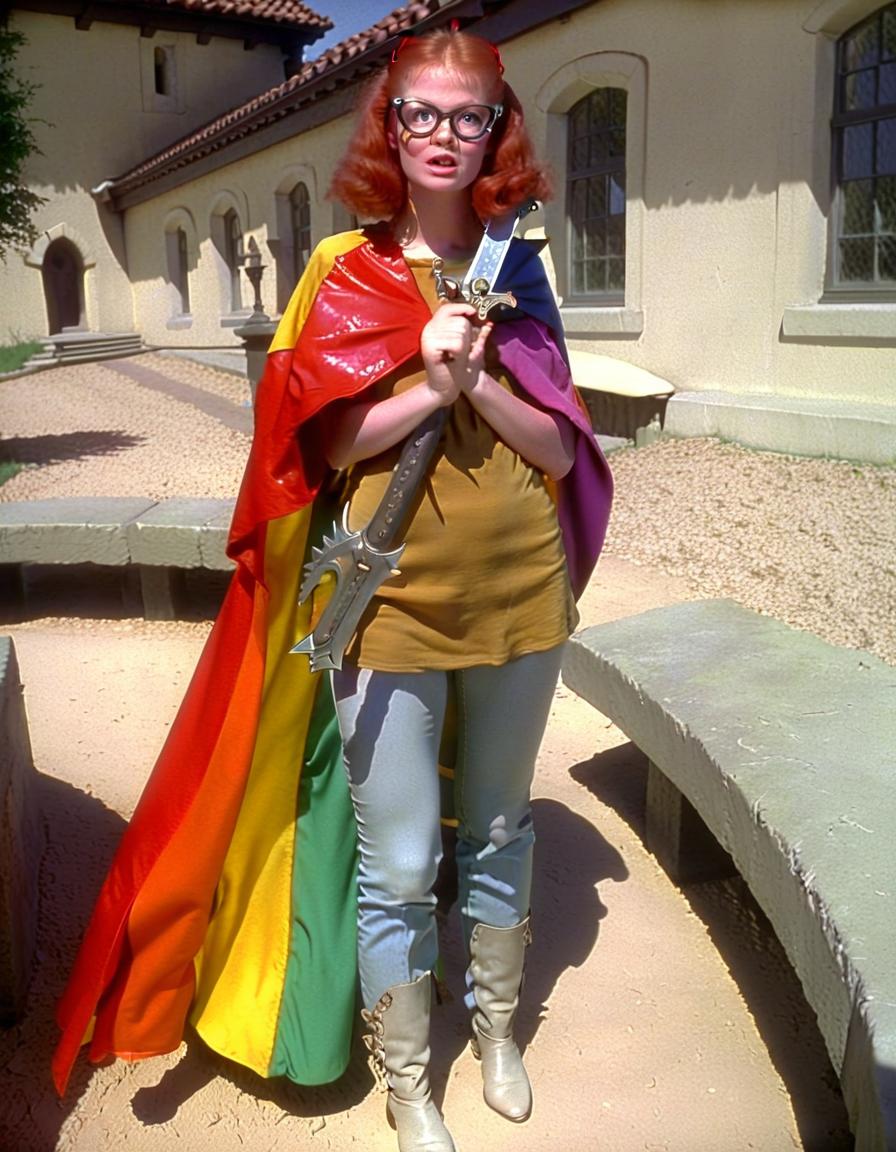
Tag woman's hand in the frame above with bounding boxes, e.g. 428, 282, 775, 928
420, 303, 492, 403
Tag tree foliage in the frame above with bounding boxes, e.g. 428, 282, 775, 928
0, 25, 46, 262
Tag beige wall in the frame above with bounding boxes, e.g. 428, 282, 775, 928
123, 120, 352, 346
0, 10, 285, 340
5, 0, 893, 414
121, 0, 895, 408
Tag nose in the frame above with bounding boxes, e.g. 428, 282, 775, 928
432, 115, 456, 146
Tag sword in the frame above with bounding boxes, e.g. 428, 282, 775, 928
291, 201, 539, 672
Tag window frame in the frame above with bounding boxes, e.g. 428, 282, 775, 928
536, 52, 646, 337
566, 87, 628, 305
826, 1, 896, 296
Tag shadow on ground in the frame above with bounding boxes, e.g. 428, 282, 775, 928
0, 772, 127, 1152
0, 431, 146, 466
570, 741, 854, 1151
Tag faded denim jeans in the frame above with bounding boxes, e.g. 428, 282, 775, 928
331, 645, 564, 1010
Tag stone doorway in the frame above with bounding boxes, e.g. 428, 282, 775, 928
42, 237, 84, 334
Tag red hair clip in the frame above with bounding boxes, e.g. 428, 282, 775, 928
390, 35, 413, 65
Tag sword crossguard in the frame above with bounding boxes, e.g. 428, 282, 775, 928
470, 288, 517, 320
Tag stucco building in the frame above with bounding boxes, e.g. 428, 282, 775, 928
2, 0, 895, 460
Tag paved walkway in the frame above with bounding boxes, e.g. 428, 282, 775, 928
0, 356, 855, 1151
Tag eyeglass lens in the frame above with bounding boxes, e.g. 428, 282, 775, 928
395, 100, 498, 141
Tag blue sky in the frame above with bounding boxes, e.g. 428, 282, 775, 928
309, 1, 397, 57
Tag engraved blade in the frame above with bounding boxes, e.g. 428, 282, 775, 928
461, 199, 538, 299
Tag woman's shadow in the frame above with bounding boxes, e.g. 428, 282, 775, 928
428, 793, 628, 1084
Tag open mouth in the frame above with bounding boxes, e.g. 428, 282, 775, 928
428, 156, 458, 169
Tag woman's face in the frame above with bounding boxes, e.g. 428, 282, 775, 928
388, 70, 497, 198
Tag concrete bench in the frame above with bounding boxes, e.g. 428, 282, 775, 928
567, 349, 674, 445
562, 599, 896, 1152
0, 497, 234, 620
0, 637, 42, 1024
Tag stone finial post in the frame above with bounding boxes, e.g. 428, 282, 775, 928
235, 237, 277, 407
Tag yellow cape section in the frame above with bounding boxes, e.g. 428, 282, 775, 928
190, 229, 368, 1074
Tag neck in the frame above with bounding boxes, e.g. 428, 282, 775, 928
395, 189, 483, 260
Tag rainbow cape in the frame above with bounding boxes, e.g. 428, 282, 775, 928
52, 228, 613, 1096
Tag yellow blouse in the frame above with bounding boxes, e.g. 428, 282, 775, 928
342, 258, 576, 672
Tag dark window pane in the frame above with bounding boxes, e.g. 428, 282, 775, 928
610, 173, 626, 215
843, 68, 878, 110
607, 213, 625, 255
570, 179, 587, 222
572, 220, 585, 261
586, 259, 607, 293
843, 122, 875, 177
609, 127, 626, 158
844, 19, 879, 71
572, 260, 586, 295
589, 88, 609, 125
585, 221, 606, 258
878, 175, 896, 231
572, 137, 589, 170
878, 117, 896, 175
880, 62, 896, 104
607, 258, 626, 292
610, 89, 627, 125
587, 176, 608, 218
883, 9, 896, 61
571, 104, 587, 139
878, 235, 896, 279
842, 179, 875, 233
589, 132, 609, 165
839, 235, 875, 279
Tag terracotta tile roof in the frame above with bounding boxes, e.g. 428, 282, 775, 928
99, 1, 443, 201
126, 0, 332, 28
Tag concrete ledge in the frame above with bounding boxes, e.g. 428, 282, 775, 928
127, 498, 235, 568
0, 497, 235, 619
0, 637, 43, 1024
664, 390, 896, 465
562, 600, 896, 1151
0, 498, 158, 566
782, 303, 896, 341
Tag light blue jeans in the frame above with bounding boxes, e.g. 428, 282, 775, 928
331, 645, 565, 1011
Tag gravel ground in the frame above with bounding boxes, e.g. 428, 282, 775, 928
604, 438, 896, 666
2, 356, 894, 665
0, 356, 250, 502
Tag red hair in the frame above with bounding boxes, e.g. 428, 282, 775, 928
328, 29, 551, 221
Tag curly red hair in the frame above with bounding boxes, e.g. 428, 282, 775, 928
328, 29, 551, 221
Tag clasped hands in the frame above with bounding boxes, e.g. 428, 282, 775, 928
420, 302, 493, 406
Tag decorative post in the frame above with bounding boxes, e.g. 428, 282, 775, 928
235, 236, 277, 407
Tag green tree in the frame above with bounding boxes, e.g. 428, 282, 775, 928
0, 25, 46, 261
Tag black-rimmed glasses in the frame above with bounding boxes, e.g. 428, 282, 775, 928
390, 98, 503, 142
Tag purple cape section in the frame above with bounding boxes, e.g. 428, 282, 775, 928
492, 319, 614, 599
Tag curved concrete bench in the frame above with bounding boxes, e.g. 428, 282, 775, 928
567, 349, 674, 444
0, 497, 235, 620
0, 637, 42, 1025
562, 599, 896, 1152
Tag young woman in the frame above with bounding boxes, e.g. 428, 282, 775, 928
52, 27, 612, 1152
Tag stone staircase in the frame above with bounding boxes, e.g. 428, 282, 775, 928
25, 329, 144, 368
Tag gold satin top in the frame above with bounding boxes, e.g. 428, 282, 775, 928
341, 258, 576, 672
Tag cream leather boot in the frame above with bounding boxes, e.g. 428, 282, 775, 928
468, 918, 533, 1122
362, 972, 456, 1152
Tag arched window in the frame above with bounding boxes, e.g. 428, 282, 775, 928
567, 88, 627, 300
289, 181, 312, 283
223, 208, 243, 310
165, 226, 190, 316
154, 46, 172, 96
832, 3, 896, 287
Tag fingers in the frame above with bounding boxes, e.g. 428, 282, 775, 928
469, 321, 493, 364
